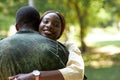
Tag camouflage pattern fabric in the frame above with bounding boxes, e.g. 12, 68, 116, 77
0, 30, 69, 80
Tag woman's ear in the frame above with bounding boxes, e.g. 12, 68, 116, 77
15, 24, 19, 31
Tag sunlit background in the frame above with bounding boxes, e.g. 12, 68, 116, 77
0, 0, 120, 80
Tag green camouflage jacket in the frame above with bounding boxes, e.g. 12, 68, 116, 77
0, 30, 69, 80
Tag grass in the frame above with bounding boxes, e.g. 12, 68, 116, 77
85, 65, 120, 80
83, 48, 120, 80
83, 52, 120, 80
83, 27, 120, 80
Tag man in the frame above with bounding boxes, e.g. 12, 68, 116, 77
0, 6, 69, 80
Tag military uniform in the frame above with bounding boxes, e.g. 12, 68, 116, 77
0, 30, 69, 80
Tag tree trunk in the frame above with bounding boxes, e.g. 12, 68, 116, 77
74, 2, 87, 52
28, 0, 34, 7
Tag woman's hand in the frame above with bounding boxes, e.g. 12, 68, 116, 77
8, 73, 34, 80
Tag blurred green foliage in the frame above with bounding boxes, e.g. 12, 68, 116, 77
0, 13, 14, 30
0, 0, 120, 31
0, 0, 120, 51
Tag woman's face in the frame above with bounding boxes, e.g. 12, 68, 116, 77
39, 13, 62, 40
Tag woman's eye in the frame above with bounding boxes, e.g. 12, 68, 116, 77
43, 20, 48, 24
54, 23, 61, 28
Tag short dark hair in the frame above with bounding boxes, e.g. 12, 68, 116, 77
16, 6, 40, 31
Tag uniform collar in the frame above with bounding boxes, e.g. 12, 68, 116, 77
16, 29, 39, 34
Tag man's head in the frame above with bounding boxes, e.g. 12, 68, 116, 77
16, 6, 40, 31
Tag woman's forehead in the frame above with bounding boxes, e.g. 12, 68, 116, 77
43, 13, 60, 20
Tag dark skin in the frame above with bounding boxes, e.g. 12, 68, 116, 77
9, 70, 64, 80
39, 13, 62, 40
9, 13, 65, 80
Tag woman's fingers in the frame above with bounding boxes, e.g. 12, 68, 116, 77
8, 74, 20, 80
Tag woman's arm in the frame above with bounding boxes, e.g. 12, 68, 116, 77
59, 42, 84, 80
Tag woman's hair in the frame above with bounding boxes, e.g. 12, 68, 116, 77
40, 10, 65, 39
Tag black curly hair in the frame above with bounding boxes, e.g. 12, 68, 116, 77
16, 6, 40, 31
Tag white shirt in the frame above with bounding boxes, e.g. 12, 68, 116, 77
59, 42, 84, 80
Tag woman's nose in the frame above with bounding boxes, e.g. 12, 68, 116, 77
46, 23, 52, 29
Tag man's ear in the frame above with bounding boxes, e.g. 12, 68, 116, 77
15, 24, 19, 31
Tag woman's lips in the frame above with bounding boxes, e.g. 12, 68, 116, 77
44, 31, 52, 34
